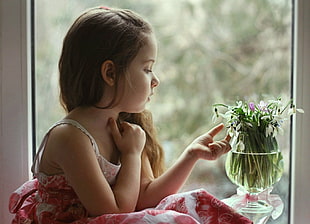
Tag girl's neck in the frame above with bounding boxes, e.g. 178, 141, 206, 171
66, 106, 119, 125
65, 106, 120, 164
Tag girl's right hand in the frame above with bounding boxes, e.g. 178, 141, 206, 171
185, 123, 231, 161
109, 118, 146, 155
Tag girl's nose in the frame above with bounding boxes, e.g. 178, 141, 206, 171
151, 73, 160, 87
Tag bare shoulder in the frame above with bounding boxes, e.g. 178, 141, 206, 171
42, 123, 96, 173
48, 123, 92, 148
41, 123, 118, 215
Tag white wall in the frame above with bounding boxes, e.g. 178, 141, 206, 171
0, 0, 309, 223
0, 0, 32, 223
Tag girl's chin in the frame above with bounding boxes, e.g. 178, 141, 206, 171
121, 99, 150, 114
122, 106, 146, 114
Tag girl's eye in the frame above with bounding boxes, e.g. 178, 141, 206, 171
145, 69, 153, 74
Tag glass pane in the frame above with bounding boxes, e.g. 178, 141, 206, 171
35, 1, 292, 223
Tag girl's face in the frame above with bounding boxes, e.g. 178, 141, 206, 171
118, 33, 159, 113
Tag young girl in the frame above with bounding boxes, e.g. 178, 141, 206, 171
9, 7, 252, 224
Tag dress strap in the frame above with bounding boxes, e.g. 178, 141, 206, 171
61, 119, 100, 155
31, 119, 100, 174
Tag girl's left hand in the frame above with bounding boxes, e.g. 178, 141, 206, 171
186, 123, 231, 161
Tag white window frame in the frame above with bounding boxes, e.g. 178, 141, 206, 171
291, 0, 310, 223
0, 0, 32, 222
0, 0, 309, 223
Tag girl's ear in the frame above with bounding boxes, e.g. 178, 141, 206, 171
101, 60, 116, 86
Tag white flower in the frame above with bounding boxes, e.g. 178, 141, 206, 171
258, 101, 268, 112
275, 126, 284, 136
261, 115, 271, 121
268, 98, 284, 108
227, 126, 236, 137
235, 123, 242, 132
212, 107, 227, 123
236, 140, 245, 151
236, 101, 243, 108
287, 105, 304, 116
287, 108, 294, 116
266, 124, 274, 137
297, 108, 305, 113
212, 98, 304, 153
212, 109, 220, 123
224, 110, 234, 119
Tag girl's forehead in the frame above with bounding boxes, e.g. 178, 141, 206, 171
135, 34, 158, 62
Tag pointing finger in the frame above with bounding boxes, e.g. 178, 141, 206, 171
207, 123, 225, 138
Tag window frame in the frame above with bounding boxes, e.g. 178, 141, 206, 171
290, 0, 310, 223
0, 0, 309, 222
0, 0, 33, 222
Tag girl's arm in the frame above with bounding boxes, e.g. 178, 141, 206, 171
50, 119, 145, 216
136, 148, 197, 210
136, 123, 231, 210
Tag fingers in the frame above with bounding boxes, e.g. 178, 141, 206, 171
209, 140, 231, 151
208, 139, 231, 158
207, 124, 231, 143
207, 123, 224, 138
224, 134, 231, 142
108, 118, 122, 141
108, 118, 146, 154
188, 124, 231, 161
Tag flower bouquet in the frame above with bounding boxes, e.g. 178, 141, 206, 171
213, 98, 304, 146
213, 98, 303, 221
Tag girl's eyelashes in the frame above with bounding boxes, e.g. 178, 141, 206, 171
144, 69, 153, 73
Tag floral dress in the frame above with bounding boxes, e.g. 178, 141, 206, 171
9, 119, 252, 224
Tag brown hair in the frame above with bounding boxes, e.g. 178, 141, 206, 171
59, 7, 152, 112
58, 7, 164, 177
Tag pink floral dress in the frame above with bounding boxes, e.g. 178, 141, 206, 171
9, 119, 252, 224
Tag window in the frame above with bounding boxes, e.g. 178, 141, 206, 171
1, 0, 309, 223
35, 1, 292, 223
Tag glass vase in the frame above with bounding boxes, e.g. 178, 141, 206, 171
225, 136, 284, 223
